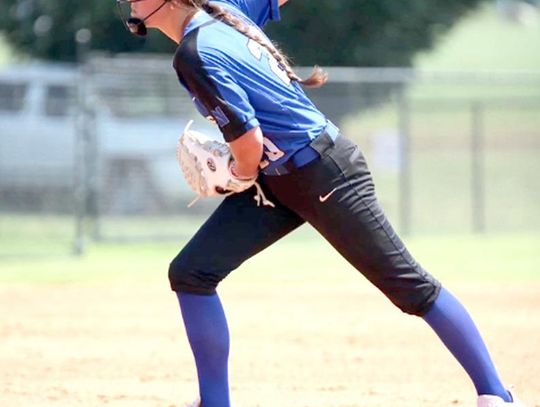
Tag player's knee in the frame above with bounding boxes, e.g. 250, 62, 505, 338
168, 251, 222, 295
385, 277, 442, 316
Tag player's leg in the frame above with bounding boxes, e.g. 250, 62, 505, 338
264, 135, 440, 313
263, 134, 512, 402
169, 184, 304, 407
423, 287, 511, 402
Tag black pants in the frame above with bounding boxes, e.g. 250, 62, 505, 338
169, 134, 441, 316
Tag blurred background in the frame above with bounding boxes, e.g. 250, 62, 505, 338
0, 0, 539, 257
1, 4, 539, 406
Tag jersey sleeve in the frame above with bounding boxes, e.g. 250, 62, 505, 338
210, 0, 280, 27
175, 51, 259, 143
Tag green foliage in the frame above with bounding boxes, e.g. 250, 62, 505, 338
0, 0, 176, 62
0, 0, 487, 64
267, 0, 489, 66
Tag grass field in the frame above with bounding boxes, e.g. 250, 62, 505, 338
414, 4, 540, 71
1, 223, 540, 284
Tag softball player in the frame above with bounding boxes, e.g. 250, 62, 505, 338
115, 1, 525, 406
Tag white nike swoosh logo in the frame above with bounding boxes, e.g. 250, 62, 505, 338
319, 187, 338, 203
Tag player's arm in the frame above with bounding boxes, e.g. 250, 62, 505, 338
278, 0, 289, 6
175, 49, 263, 179
228, 126, 264, 178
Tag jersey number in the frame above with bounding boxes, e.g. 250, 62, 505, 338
246, 38, 287, 168
247, 39, 291, 86
259, 137, 285, 170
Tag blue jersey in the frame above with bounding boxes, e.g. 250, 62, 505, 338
173, 0, 328, 172
211, 0, 280, 27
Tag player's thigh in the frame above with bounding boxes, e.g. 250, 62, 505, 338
264, 136, 440, 314
169, 183, 305, 293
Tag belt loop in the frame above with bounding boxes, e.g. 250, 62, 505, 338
326, 120, 340, 140
309, 120, 340, 157
309, 134, 331, 156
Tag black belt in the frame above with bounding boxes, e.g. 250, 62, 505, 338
262, 121, 340, 176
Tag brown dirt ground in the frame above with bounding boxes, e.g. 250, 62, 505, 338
1, 281, 539, 407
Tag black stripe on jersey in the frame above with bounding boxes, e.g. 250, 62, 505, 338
173, 24, 252, 143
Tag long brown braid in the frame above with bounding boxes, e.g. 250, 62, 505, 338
177, 0, 327, 88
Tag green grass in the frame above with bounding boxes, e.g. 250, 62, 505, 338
344, 107, 540, 235
0, 213, 212, 256
415, 4, 540, 71
0, 219, 539, 285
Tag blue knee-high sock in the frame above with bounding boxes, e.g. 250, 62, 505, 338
423, 287, 510, 401
177, 292, 231, 407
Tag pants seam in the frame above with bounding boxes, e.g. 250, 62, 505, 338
327, 152, 421, 274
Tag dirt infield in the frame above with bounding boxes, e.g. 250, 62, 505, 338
1, 281, 538, 407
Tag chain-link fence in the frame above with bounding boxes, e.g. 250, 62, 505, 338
1, 55, 539, 256
0, 65, 79, 257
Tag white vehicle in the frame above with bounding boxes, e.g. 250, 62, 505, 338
0, 63, 219, 213
0, 64, 78, 191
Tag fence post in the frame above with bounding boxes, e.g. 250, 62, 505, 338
83, 64, 103, 243
73, 75, 87, 256
471, 101, 486, 233
397, 86, 412, 235
73, 29, 92, 256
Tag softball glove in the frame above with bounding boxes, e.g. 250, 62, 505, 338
176, 121, 274, 208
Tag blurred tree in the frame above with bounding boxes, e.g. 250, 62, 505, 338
0, 0, 176, 62
268, 0, 489, 66
0, 0, 488, 65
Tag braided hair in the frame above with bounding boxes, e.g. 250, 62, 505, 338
178, 0, 327, 88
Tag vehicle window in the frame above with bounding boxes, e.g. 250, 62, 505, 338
45, 84, 75, 117
0, 82, 27, 112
